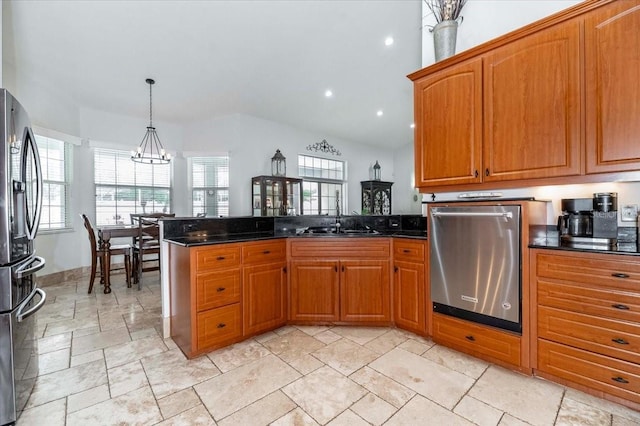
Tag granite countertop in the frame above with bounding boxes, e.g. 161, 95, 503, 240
165, 230, 426, 247
529, 237, 640, 256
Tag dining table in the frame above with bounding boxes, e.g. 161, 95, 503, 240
97, 224, 139, 293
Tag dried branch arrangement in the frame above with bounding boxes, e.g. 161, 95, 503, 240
424, 0, 468, 24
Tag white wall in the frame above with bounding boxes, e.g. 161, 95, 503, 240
183, 113, 395, 217
421, 0, 582, 66
393, 141, 422, 214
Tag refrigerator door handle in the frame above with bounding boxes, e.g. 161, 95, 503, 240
22, 126, 43, 240
16, 287, 46, 322
14, 255, 45, 279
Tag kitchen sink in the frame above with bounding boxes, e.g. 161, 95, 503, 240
298, 226, 380, 236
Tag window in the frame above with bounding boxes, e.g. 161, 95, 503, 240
94, 148, 171, 225
190, 156, 229, 217
298, 154, 345, 215
36, 135, 73, 230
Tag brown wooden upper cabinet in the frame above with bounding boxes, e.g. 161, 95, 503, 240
414, 58, 483, 187
483, 21, 582, 182
410, 0, 640, 190
585, 2, 640, 174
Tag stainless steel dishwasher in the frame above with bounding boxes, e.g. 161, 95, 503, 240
429, 204, 521, 333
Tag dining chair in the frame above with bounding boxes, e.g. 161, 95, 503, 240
131, 213, 175, 289
81, 214, 132, 293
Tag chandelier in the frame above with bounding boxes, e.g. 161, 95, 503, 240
131, 78, 170, 164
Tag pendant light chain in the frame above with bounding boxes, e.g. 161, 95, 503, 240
149, 79, 153, 128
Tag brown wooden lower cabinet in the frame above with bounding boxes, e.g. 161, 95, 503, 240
531, 248, 640, 410
243, 261, 287, 336
197, 304, 242, 350
289, 260, 340, 322
538, 339, 640, 405
288, 239, 392, 324
432, 313, 521, 367
392, 238, 427, 335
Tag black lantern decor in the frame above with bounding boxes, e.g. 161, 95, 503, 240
373, 160, 381, 181
271, 149, 286, 176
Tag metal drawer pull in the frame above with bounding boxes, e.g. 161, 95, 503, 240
216, 287, 226, 292
402, 249, 411, 253
612, 304, 630, 310
611, 273, 630, 279
263, 250, 271, 254
612, 338, 629, 345
465, 335, 475, 342
612, 376, 629, 384
217, 323, 226, 329
216, 256, 226, 261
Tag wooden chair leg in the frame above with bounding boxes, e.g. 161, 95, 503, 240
88, 255, 98, 294
125, 253, 132, 288
137, 253, 143, 290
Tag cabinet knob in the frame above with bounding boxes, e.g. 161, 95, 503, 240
611, 273, 630, 279
612, 338, 629, 345
216, 256, 226, 261
394, 266, 398, 272
612, 376, 629, 384
485, 168, 489, 176
217, 323, 226, 329
216, 287, 226, 292
612, 304, 630, 310
474, 170, 479, 178
263, 250, 271, 254
402, 249, 411, 253
283, 267, 287, 273
465, 335, 475, 342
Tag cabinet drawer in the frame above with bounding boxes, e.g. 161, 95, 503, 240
195, 244, 241, 272
538, 279, 640, 324
538, 339, 640, 404
289, 239, 390, 258
197, 304, 241, 351
535, 252, 640, 291
242, 240, 287, 265
196, 269, 241, 312
539, 306, 640, 364
432, 313, 521, 366
393, 239, 425, 263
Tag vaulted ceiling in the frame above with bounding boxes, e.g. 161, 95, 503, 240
3, 1, 422, 149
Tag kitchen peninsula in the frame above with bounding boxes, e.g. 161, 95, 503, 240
162, 214, 427, 358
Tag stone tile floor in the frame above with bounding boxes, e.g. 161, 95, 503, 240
19, 272, 640, 425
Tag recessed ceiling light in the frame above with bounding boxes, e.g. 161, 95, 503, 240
384, 36, 394, 46
410, 123, 415, 129
324, 89, 333, 98
377, 110, 384, 117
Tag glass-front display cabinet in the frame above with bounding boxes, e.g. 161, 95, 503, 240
361, 180, 393, 215
252, 175, 303, 216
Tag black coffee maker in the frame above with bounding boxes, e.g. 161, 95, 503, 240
558, 198, 593, 237
558, 193, 618, 248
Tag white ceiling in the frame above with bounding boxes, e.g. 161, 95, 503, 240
3, 0, 423, 149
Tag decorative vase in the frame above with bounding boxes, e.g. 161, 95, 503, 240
433, 19, 458, 62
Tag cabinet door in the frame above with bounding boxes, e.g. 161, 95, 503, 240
413, 58, 483, 187
243, 262, 287, 336
340, 260, 391, 322
289, 260, 340, 322
393, 260, 425, 333
585, 1, 640, 174
483, 21, 581, 181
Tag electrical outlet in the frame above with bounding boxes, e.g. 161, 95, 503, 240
620, 204, 638, 222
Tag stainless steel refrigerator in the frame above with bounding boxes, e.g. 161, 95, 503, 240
0, 89, 46, 425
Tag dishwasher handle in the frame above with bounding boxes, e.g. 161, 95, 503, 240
431, 211, 513, 219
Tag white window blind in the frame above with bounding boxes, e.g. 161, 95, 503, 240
190, 156, 229, 217
298, 154, 345, 215
36, 135, 73, 230
94, 148, 171, 225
